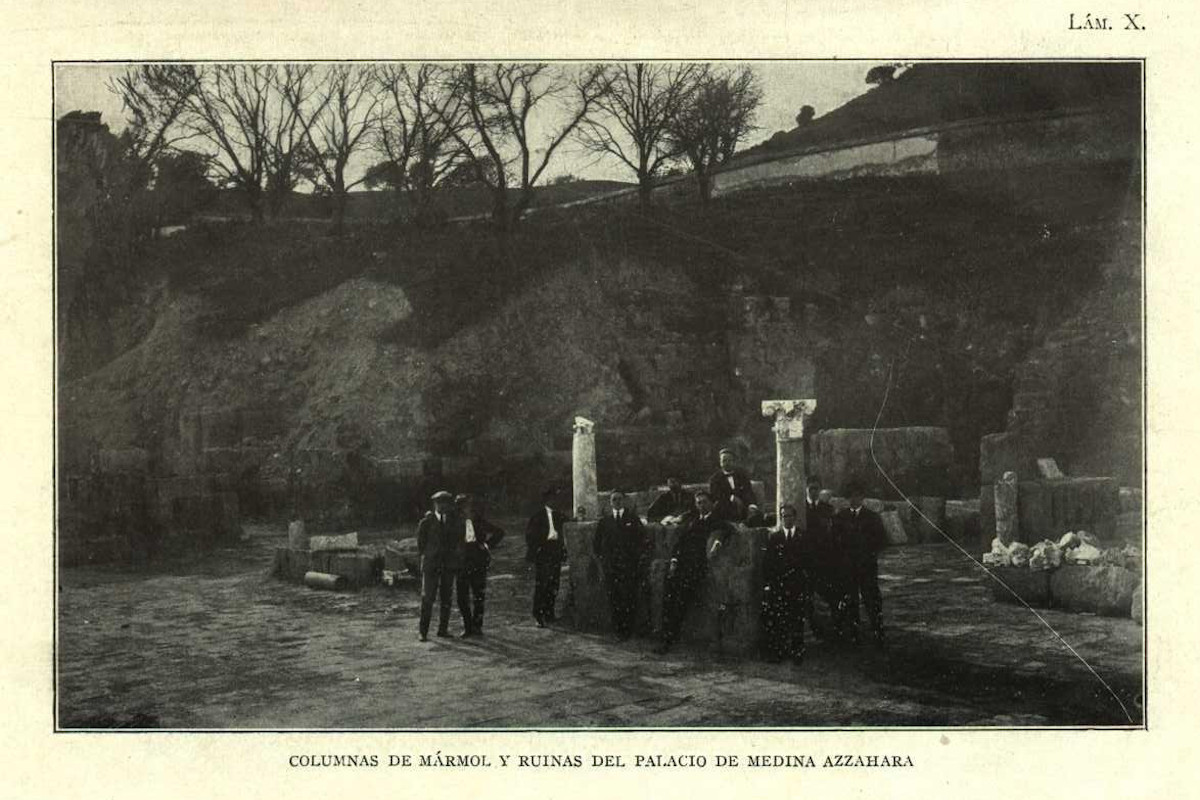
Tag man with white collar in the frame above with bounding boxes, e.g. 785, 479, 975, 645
831, 482, 888, 646
455, 493, 506, 638
593, 490, 648, 641
416, 490, 463, 642
761, 503, 813, 664
525, 486, 568, 628
707, 447, 758, 522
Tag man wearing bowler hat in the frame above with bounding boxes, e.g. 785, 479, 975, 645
416, 490, 464, 641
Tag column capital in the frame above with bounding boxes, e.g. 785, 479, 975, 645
761, 399, 816, 440
573, 416, 595, 434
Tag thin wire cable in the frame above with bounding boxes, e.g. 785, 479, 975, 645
868, 341, 1134, 724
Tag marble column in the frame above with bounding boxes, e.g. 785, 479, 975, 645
572, 416, 598, 520
994, 470, 1020, 546
761, 399, 817, 528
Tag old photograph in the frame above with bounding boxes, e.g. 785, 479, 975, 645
54, 59, 1144, 729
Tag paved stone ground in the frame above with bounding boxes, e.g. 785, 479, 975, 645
57, 522, 1143, 729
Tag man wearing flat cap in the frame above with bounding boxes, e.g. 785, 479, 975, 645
416, 490, 464, 641
525, 486, 568, 628
707, 447, 758, 523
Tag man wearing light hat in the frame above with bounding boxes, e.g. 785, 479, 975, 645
416, 490, 464, 641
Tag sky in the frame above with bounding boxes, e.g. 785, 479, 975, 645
54, 61, 873, 184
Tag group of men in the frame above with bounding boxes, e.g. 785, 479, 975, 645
594, 447, 888, 663
416, 447, 888, 665
414, 492, 506, 641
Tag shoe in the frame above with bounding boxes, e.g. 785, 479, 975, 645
419, 634, 429, 642
436, 629, 450, 638
536, 619, 546, 629
459, 629, 474, 639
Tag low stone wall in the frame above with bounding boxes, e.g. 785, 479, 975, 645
987, 563, 1139, 618
272, 547, 382, 589
563, 521, 768, 655
1016, 478, 1119, 544
809, 427, 954, 499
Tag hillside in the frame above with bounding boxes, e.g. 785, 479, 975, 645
59, 143, 1141, 525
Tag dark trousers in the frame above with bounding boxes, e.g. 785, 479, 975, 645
841, 560, 883, 637
457, 566, 487, 632
420, 560, 456, 636
762, 573, 809, 658
532, 545, 563, 622
603, 561, 639, 637
661, 569, 703, 645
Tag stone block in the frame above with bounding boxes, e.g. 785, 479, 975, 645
384, 538, 420, 573
563, 521, 766, 655
987, 566, 1051, 606
880, 511, 908, 545
1049, 565, 1139, 617
287, 520, 308, 549
810, 427, 954, 498
994, 471, 1019, 546
1017, 478, 1120, 544
273, 547, 312, 583
309, 532, 359, 552
310, 550, 336, 573
1119, 487, 1143, 515
331, 552, 381, 588
909, 496, 946, 544
1037, 458, 1065, 479
944, 499, 981, 545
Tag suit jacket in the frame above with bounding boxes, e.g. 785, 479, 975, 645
525, 506, 568, 563
593, 509, 647, 569
707, 468, 758, 521
417, 511, 464, 569
763, 526, 815, 588
462, 515, 506, 571
831, 506, 887, 574
646, 489, 694, 522
670, 512, 734, 578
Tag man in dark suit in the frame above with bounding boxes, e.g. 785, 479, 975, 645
761, 503, 814, 664
646, 477, 694, 523
455, 493, 506, 638
831, 482, 888, 646
803, 475, 838, 635
416, 490, 464, 641
654, 490, 735, 654
707, 447, 758, 522
525, 486, 568, 628
593, 490, 648, 640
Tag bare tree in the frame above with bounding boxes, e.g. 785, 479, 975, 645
281, 64, 381, 233
156, 64, 288, 221
370, 63, 469, 226
665, 66, 764, 205
436, 63, 610, 231
108, 65, 203, 179
576, 62, 707, 209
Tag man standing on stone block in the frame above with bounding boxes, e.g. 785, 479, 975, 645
654, 490, 734, 654
831, 482, 888, 647
646, 477, 694, 523
593, 491, 648, 641
416, 491, 463, 642
455, 494, 506, 638
761, 504, 813, 664
525, 486, 568, 628
708, 447, 758, 522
